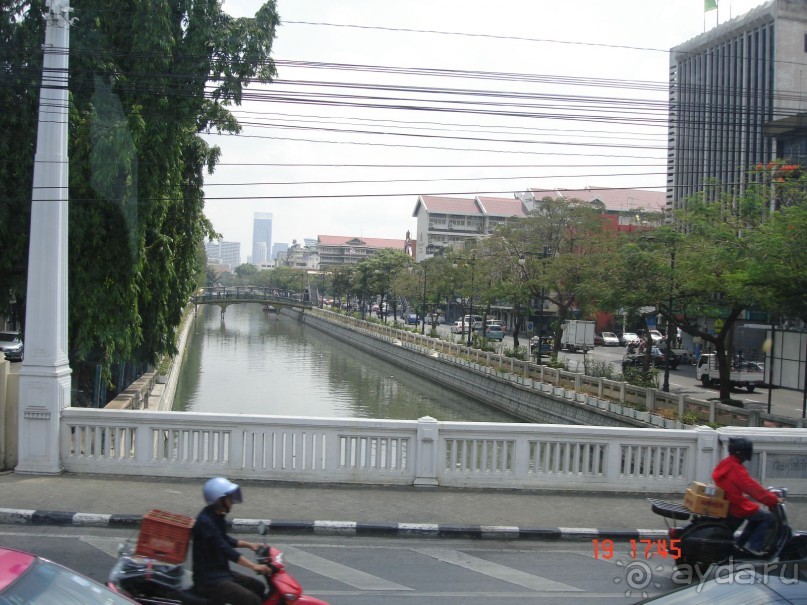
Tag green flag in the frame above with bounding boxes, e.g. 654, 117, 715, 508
705, 0, 718, 11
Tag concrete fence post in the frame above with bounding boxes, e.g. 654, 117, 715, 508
694, 426, 719, 483
747, 410, 761, 427
605, 440, 623, 482
678, 394, 686, 418
414, 416, 439, 487
646, 389, 656, 413
574, 373, 582, 391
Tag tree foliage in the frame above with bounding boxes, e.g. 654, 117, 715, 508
0, 0, 280, 402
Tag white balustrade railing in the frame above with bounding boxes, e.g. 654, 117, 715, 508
60, 408, 807, 493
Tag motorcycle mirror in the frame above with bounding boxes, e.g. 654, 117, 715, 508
257, 521, 268, 536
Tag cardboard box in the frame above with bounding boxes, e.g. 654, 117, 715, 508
687, 481, 725, 500
683, 488, 729, 518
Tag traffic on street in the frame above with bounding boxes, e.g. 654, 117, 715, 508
421, 320, 804, 420
2, 526, 691, 605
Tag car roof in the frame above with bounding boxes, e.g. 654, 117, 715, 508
0, 547, 36, 592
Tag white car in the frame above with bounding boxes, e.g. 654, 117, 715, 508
451, 320, 467, 334
649, 329, 665, 343
600, 331, 620, 346
621, 332, 641, 346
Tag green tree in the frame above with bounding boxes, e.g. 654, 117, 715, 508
497, 198, 612, 354
0, 1, 280, 401
234, 263, 259, 280
330, 266, 352, 308
363, 249, 411, 322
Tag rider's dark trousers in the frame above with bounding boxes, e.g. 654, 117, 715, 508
207, 571, 265, 605
738, 509, 774, 552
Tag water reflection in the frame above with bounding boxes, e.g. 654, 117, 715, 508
174, 304, 519, 422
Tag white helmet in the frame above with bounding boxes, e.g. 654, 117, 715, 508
203, 477, 243, 505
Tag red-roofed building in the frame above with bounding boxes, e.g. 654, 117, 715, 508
518, 187, 666, 231
411, 195, 528, 260
316, 234, 412, 268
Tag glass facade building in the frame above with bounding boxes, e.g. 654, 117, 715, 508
251, 212, 273, 266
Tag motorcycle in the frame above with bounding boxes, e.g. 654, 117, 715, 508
648, 487, 807, 572
108, 522, 330, 605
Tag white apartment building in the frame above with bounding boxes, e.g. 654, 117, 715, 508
411, 195, 528, 260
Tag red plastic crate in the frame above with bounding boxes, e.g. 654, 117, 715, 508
135, 509, 195, 564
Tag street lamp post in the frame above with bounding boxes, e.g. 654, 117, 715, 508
662, 250, 676, 393
467, 254, 476, 347
420, 262, 427, 335
519, 245, 549, 365
359, 264, 368, 321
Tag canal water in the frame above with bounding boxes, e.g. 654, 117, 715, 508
173, 304, 519, 422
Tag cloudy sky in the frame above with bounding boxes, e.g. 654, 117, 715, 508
202, 0, 765, 262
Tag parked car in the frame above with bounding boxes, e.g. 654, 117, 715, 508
405, 313, 419, 325
0, 546, 137, 603
621, 346, 679, 371
487, 319, 506, 334
427, 312, 445, 324
634, 561, 806, 604
0, 331, 23, 362
593, 333, 604, 346
451, 320, 467, 334
621, 332, 641, 346
599, 331, 619, 346
530, 336, 553, 355
484, 326, 504, 341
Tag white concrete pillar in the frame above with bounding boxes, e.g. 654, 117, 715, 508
16, 0, 72, 475
693, 426, 719, 483
414, 416, 439, 487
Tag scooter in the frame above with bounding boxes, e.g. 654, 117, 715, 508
648, 487, 807, 572
107, 522, 330, 605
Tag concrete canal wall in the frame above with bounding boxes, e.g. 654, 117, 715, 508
295, 309, 645, 427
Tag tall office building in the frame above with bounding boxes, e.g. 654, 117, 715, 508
251, 212, 273, 266
204, 240, 241, 271
271, 242, 289, 260
667, 0, 807, 210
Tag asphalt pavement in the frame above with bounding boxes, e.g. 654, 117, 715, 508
1, 471, 805, 541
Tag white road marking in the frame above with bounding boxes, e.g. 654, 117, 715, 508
281, 545, 413, 591
80, 535, 130, 558
412, 547, 583, 592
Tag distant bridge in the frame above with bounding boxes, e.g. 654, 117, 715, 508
191, 286, 314, 317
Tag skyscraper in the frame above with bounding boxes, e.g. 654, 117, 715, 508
271, 242, 289, 260
204, 240, 241, 271
667, 0, 807, 210
251, 212, 273, 266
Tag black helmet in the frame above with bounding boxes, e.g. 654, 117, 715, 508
728, 437, 753, 462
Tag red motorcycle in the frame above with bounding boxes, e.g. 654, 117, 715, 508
108, 523, 329, 605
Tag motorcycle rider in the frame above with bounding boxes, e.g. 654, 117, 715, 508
192, 477, 271, 605
712, 437, 783, 556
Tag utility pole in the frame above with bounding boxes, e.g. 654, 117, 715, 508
16, 0, 72, 475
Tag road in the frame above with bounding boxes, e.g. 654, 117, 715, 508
2, 525, 686, 604
428, 322, 806, 420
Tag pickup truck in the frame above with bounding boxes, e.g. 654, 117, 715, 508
696, 353, 765, 392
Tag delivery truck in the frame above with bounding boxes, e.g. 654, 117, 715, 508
560, 320, 595, 353
696, 353, 765, 392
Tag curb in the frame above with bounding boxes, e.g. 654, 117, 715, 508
0, 508, 666, 541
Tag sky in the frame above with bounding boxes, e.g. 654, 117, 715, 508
202, 0, 767, 263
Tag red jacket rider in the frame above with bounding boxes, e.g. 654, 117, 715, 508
712, 438, 778, 518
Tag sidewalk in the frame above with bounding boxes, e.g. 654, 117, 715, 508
1, 472, 804, 540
